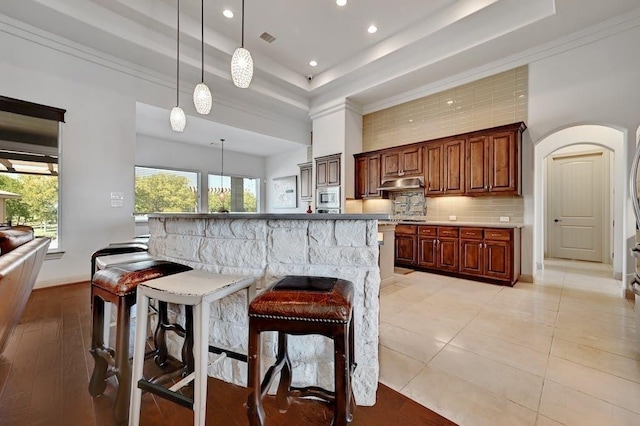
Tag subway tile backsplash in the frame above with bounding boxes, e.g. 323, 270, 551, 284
381, 192, 524, 223
425, 196, 524, 224
363, 66, 528, 151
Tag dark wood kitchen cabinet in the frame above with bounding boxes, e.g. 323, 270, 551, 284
298, 162, 312, 201
394, 225, 417, 266
459, 227, 520, 285
417, 226, 458, 272
316, 153, 340, 187
354, 153, 381, 199
381, 146, 423, 180
466, 122, 524, 195
425, 138, 465, 196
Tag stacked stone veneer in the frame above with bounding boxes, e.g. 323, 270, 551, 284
147, 216, 381, 405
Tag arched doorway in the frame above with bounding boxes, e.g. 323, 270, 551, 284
533, 125, 626, 290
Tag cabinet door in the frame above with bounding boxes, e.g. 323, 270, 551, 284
466, 136, 489, 194
417, 237, 437, 268
355, 157, 367, 199
328, 157, 340, 186
401, 146, 423, 176
460, 239, 484, 275
443, 139, 465, 194
484, 240, 512, 280
316, 160, 328, 186
366, 155, 381, 197
395, 235, 417, 265
438, 237, 459, 272
299, 163, 312, 201
425, 144, 443, 195
488, 131, 517, 193
382, 150, 401, 179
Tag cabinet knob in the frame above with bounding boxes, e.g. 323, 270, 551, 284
484, 185, 488, 189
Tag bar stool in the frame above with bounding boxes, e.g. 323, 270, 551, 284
246, 276, 356, 426
89, 260, 192, 423
129, 270, 256, 426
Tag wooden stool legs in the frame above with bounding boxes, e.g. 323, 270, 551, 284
88, 287, 136, 423
246, 320, 355, 426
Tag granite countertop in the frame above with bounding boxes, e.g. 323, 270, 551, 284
381, 220, 523, 229
148, 212, 391, 221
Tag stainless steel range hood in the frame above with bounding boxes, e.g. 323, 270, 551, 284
377, 177, 424, 191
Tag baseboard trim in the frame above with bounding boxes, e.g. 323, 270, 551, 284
34, 275, 87, 289
519, 274, 534, 283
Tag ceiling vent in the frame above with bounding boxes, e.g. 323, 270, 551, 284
259, 32, 276, 43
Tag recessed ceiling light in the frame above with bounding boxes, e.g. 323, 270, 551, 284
446, 100, 454, 105
336, 0, 347, 6
367, 25, 378, 34
309, 60, 318, 67
223, 9, 234, 18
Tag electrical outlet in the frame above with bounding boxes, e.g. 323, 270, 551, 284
499, 216, 510, 222
449, 215, 457, 221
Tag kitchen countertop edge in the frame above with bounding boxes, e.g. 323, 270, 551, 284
383, 220, 524, 229
148, 212, 391, 220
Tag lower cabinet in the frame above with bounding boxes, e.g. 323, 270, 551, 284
395, 225, 520, 285
417, 226, 458, 273
394, 225, 417, 266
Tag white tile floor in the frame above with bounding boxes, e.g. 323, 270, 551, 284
379, 259, 640, 426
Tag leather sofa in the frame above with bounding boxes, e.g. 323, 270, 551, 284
0, 226, 50, 353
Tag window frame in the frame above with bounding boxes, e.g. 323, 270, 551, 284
0, 96, 64, 254
133, 165, 201, 221
206, 171, 261, 213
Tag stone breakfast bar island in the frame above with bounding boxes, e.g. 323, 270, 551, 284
146, 212, 389, 405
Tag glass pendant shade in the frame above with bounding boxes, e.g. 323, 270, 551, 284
231, 47, 253, 88
170, 106, 186, 132
193, 82, 212, 115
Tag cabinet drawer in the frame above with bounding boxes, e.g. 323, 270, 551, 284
395, 225, 417, 235
418, 226, 437, 237
460, 228, 483, 239
438, 227, 459, 237
484, 228, 512, 241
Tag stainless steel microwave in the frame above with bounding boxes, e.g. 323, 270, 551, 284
316, 186, 340, 209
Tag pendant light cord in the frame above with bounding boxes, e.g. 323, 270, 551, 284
176, 0, 180, 106
241, 0, 245, 48
201, 0, 204, 81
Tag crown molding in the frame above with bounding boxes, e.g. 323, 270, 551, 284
0, 12, 310, 132
309, 99, 362, 121
362, 7, 640, 114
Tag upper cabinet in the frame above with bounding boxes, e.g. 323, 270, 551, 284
298, 162, 312, 201
381, 146, 423, 179
316, 153, 340, 187
466, 123, 523, 195
425, 138, 465, 196
355, 154, 381, 199
353, 122, 525, 199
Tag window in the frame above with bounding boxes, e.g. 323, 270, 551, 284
134, 166, 199, 220
0, 97, 65, 250
208, 174, 259, 213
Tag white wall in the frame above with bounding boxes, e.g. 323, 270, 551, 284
526, 23, 640, 283
0, 20, 308, 287
311, 107, 348, 208
264, 146, 309, 213
344, 106, 363, 200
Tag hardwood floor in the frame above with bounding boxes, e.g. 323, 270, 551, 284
0, 282, 456, 425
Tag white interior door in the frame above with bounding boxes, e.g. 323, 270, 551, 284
548, 151, 605, 262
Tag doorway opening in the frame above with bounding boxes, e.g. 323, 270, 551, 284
534, 124, 626, 288
545, 145, 611, 263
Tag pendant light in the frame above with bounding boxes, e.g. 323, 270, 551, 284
231, 0, 253, 88
170, 0, 186, 132
193, 0, 212, 114
211, 138, 230, 213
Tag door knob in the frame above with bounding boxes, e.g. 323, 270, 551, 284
554, 219, 561, 223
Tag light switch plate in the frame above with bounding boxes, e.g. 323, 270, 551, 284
449, 215, 457, 221
499, 216, 510, 222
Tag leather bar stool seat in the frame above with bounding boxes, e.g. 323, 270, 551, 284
89, 259, 192, 424
246, 276, 356, 426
